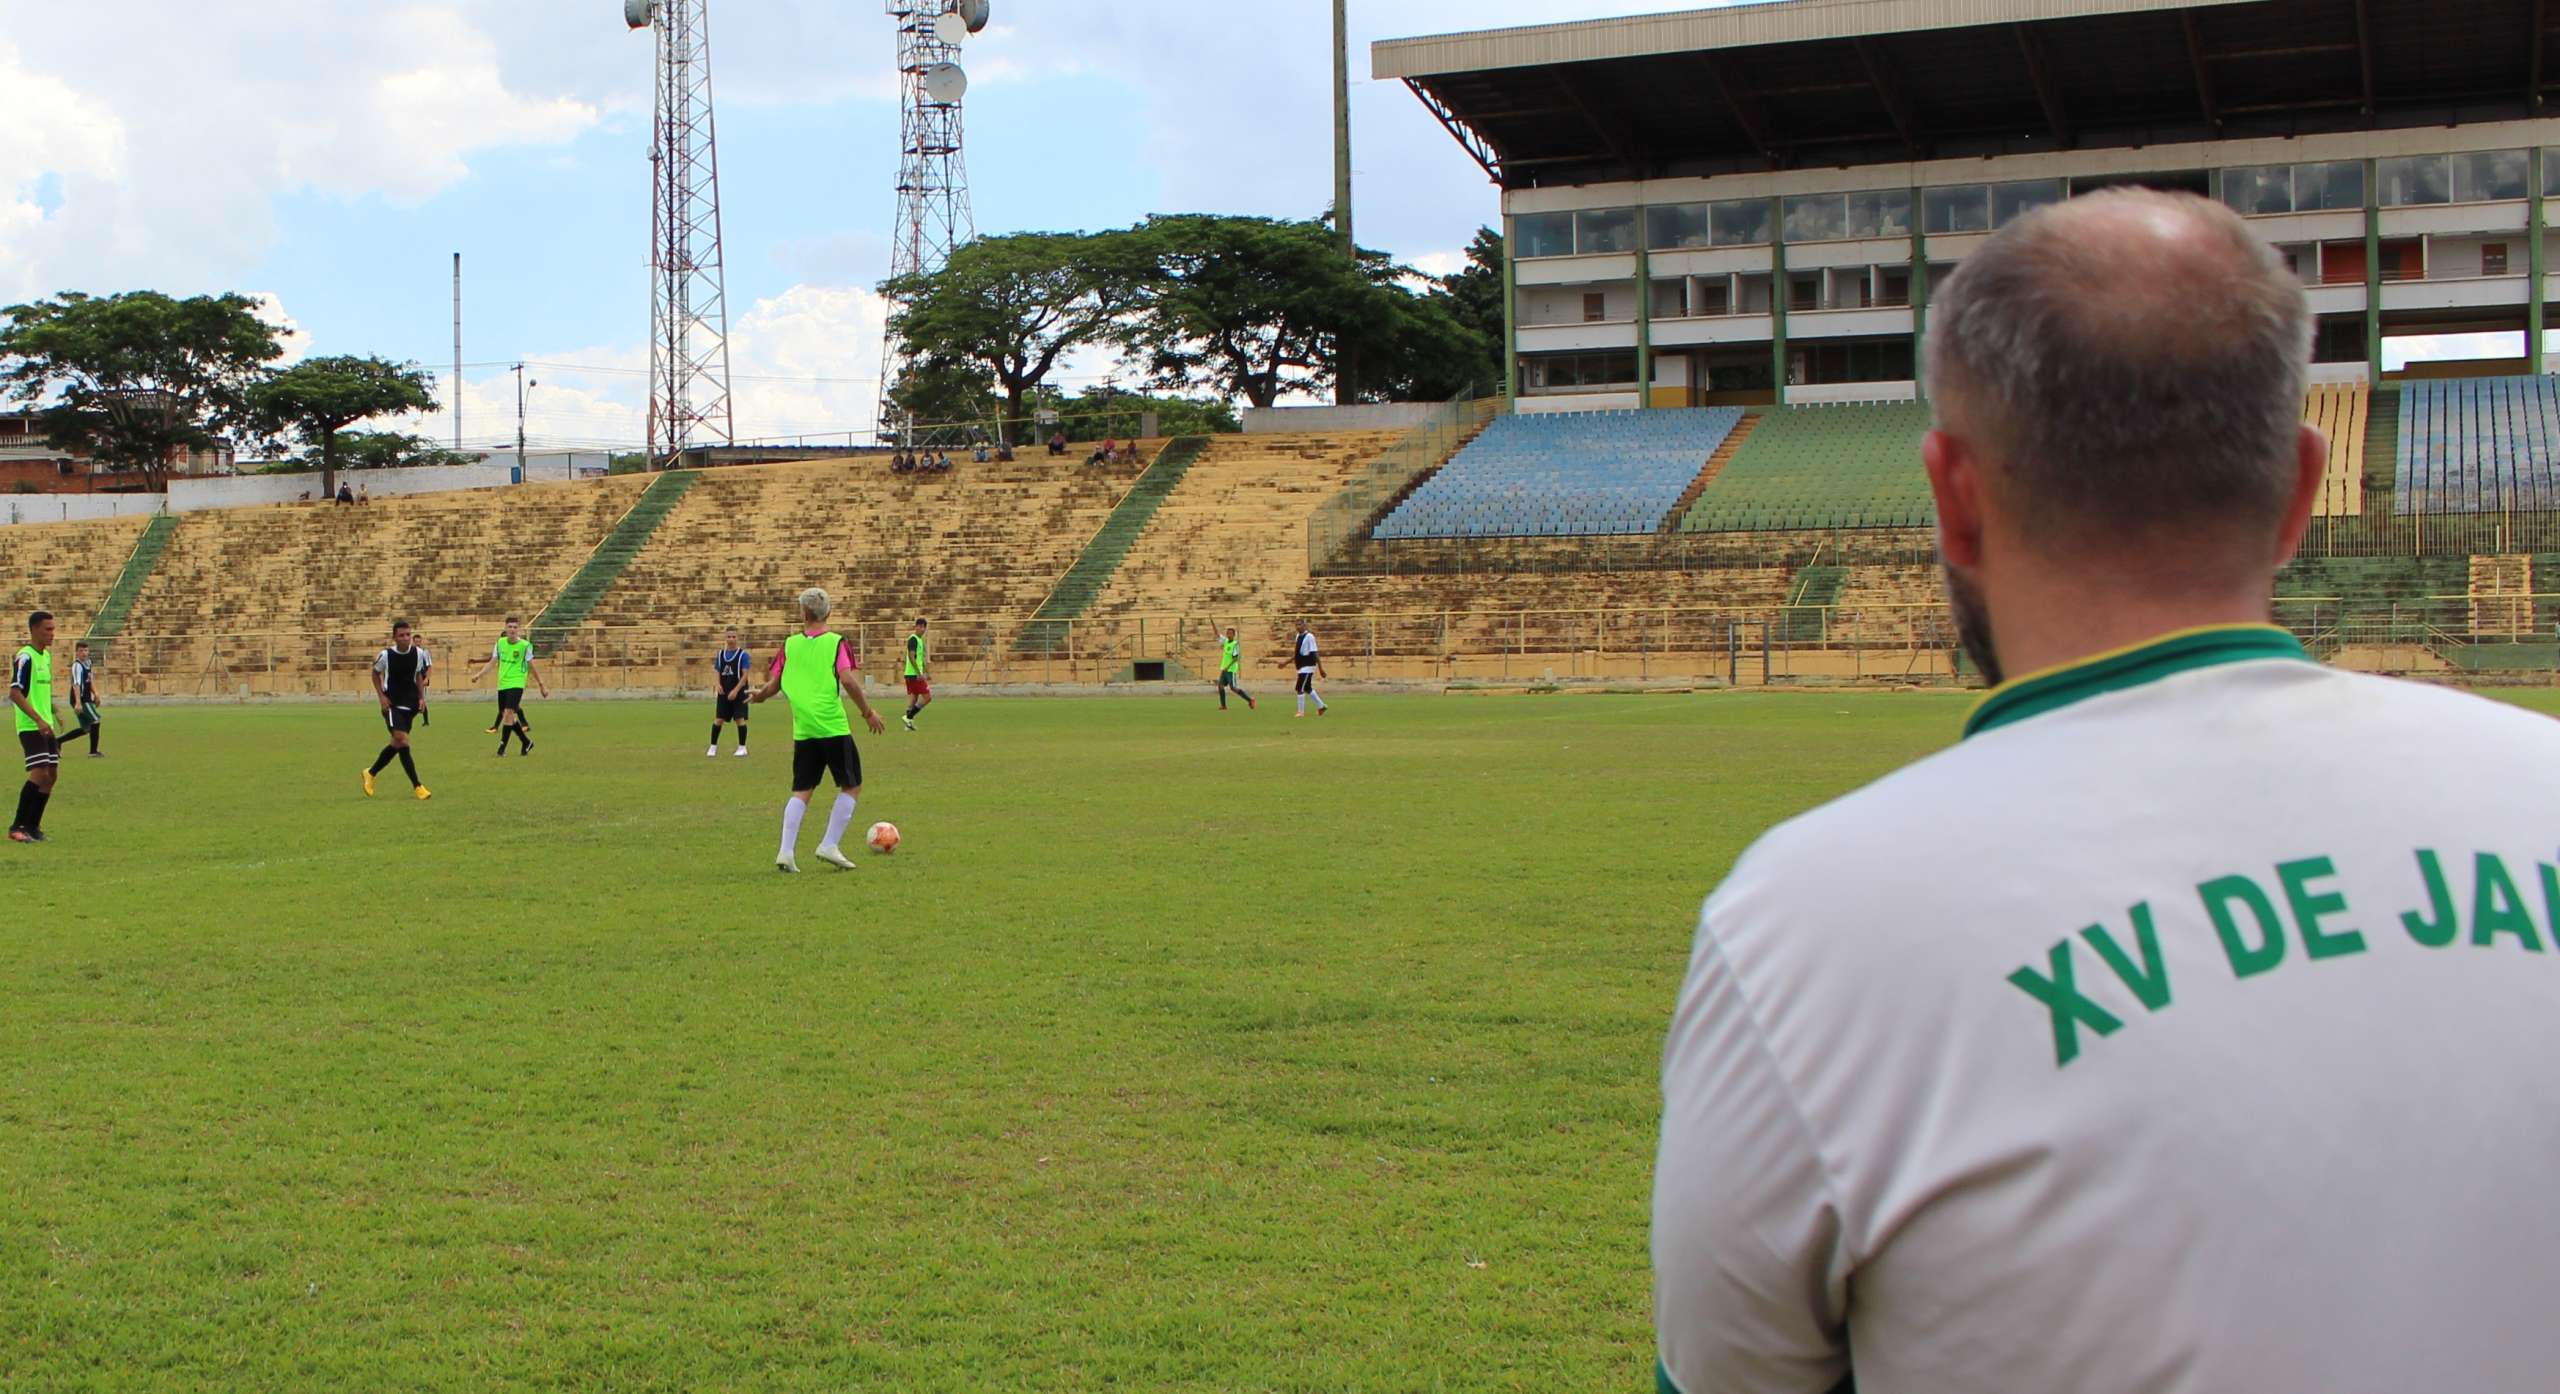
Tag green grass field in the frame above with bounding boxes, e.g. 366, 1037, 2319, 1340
5, 686, 2551, 1390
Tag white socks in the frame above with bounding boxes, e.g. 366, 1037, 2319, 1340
779, 797, 808, 859
1314, 692, 1328, 711
1296, 694, 1306, 715
818, 792, 856, 851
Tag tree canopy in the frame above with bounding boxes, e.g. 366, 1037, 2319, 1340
881, 231, 1149, 439
0, 290, 285, 490
247, 355, 440, 496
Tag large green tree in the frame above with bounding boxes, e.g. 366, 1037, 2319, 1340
1120, 215, 1485, 411
294, 429, 472, 474
881, 231, 1147, 439
1427, 226, 1506, 397
247, 356, 440, 498
0, 290, 285, 491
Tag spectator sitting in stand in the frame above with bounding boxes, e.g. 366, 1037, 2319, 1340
1047, 430, 1067, 457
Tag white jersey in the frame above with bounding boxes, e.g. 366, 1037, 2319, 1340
1655, 625, 2560, 1394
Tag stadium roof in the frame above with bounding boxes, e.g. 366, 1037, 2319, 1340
1376, 0, 2560, 187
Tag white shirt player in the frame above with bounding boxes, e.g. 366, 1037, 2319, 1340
1655, 625, 2560, 1394
1295, 630, 1319, 673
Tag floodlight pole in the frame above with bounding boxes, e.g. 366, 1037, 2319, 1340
645, 0, 737, 470
1333, 0, 1357, 407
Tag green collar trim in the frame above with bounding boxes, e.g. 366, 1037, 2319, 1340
1964, 624, 2310, 739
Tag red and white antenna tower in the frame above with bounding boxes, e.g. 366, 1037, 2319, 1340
630, 0, 736, 467
876, 0, 984, 442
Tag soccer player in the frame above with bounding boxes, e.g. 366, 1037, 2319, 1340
709, 627, 754, 757
1286, 619, 1328, 717
468, 616, 546, 756
1652, 191, 2560, 1394
8, 610, 68, 843
68, 639, 102, 756
751, 587, 885, 872
362, 619, 433, 800
901, 618, 931, 730
1215, 625, 1255, 710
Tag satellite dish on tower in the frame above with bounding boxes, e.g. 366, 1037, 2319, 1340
624, 0, 655, 30
960, 0, 992, 32
932, 11, 969, 45
922, 62, 968, 104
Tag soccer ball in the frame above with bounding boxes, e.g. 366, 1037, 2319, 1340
866, 821, 901, 854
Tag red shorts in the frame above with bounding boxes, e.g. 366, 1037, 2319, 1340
904, 677, 930, 697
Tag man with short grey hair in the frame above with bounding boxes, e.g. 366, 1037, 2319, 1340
1653, 190, 2560, 1394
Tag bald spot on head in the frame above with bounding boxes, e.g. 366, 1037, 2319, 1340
1926, 188, 2312, 576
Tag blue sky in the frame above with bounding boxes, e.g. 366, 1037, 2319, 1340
0, 0, 1724, 449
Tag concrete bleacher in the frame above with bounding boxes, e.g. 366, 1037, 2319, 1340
1376, 408, 1743, 539
116, 477, 653, 684
1678, 402, 1934, 533
582, 449, 1153, 669
1281, 566, 1793, 669
0, 515, 154, 641
2395, 374, 2560, 514
1086, 431, 1398, 624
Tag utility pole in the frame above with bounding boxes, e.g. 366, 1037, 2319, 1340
1332, 0, 1357, 407
515, 363, 528, 479
452, 253, 463, 451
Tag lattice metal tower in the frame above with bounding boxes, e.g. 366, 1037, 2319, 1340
876, 0, 979, 441
635, 0, 736, 467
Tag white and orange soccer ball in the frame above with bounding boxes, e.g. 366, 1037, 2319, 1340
866, 821, 901, 854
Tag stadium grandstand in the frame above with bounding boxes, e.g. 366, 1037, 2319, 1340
9, 0, 2560, 692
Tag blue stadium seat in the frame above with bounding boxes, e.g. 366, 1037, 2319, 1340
1372, 407, 1744, 540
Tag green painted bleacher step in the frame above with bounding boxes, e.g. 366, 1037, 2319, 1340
83, 513, 179, 659
532, 470, 699, 652
1780, 563, 1846, 642
1016, 438, 1209, 654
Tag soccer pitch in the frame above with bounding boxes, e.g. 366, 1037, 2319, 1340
7, 687, 2551, 1390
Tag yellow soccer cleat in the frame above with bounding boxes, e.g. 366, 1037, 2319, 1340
362, 769, 376, 797
414, 785, 433, 801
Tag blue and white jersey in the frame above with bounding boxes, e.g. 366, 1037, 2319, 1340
714, 647, 753, 689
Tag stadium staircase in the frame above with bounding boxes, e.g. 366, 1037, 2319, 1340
532, 470, 700, 653
1084, 431, 1400, 645
1660, 414, 1762, 534
1778, 561, 1846, 642
1015, 437, 1210, 654
82, 513, 179, 658
2361, 386, 2402, 511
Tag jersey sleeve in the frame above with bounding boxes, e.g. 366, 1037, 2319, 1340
417, 647, 432, 672
836, 642, 858, 676
372, 649, 389, 680
767, 650, 786, 681
1653, 908, 1851, 1394
9, 652, 28, 695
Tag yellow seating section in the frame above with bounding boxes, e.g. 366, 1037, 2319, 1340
0, 515, 152, 641
1085, 432, 1400, 623
2303, 384, 2368, 517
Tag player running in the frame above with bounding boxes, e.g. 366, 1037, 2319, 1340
9, 610, 72, 843
901, 618, 932, 731
68, 639, 103, 756
363, 619, 433, 800
1216, 626, 1255, 711
751, 587, 886, 872
469, 616, 546, 756
709, 627, 754, 757
1286, 619, 1328, 717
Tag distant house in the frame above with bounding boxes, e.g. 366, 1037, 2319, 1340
0, 412, 234, 493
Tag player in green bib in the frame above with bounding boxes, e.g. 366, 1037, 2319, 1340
468, 616, 548, 756
750, 586, 887, 872
9, 610, 71, 843
1215, 625, 1256, 711
901, 618, 932, 730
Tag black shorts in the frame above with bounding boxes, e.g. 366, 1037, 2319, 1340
1219, 670, 1244, 689
497, 688, 524, 714
790, 735, 861, 791
1296, 670, 1316, 694
384, 705, 418, 734
715, 693, 750, 722
18, 728, 59, 771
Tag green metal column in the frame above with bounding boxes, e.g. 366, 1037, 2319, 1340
2531, 149, 2547, 375
1502, 213, 1519, 405
1636, 244, 1654, 409
1910, 201, 1929, 405
2364, 158, 2383, 388
1769, 197, 1790, 407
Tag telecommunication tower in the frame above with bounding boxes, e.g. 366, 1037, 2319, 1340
628, 0, 736, 467
876, 0, 986, 441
